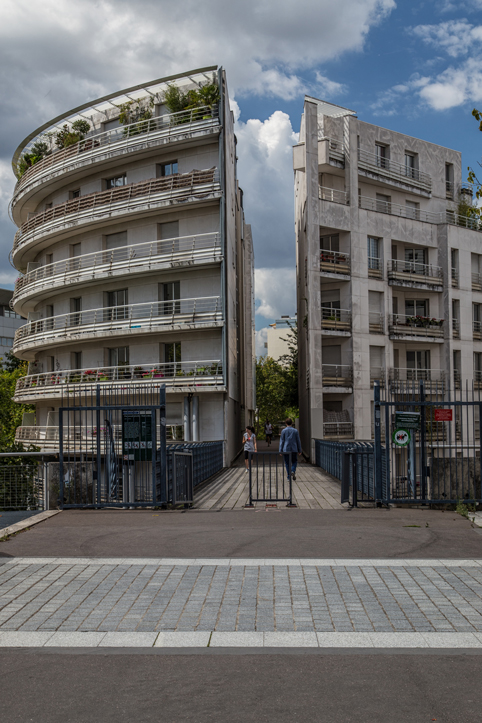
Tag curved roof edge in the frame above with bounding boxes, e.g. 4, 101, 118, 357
12, 65, 219, 174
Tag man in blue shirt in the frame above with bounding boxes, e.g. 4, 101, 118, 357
279, 418, 302, 480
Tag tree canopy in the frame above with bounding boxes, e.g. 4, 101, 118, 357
0, 352, 34, 452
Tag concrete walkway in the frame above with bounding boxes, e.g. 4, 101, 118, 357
194, 463, 345, 510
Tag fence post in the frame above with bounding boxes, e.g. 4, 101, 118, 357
373, 381, 382, 505
419, 379, 427, 501
59, 408, 64, 509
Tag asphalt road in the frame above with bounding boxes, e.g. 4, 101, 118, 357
1, 649, 481, 722
1, 507, 481, 559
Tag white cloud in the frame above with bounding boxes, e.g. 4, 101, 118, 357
255, 328, 269, 357
418, 58, 482, 110
255, 268, 296, 320
412, 20, 482, 58
235, 111, 298, 268
314, 72, 347, 97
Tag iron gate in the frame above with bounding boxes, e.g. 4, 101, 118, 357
374, 380, 482, 505
172, 452, 194, 505
59, 384, 166, 508
246, 452, 296, 506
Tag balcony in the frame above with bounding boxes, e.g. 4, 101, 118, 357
388, 260, 443, 290
452, 318, 460, 339
473, 272, 482, 291
358, 148, 432, 194
475, 370, 482, 390
388, 314, 444, 341
474, 320, 482, 340
14, 360, 224, 402
12, 168, 220, 263
13, 296, 223, 356
15, 423, 184, 449
318, 186, 349, 205
321, 307, 351, 335
320, 249, 350, 277
13, 233, 221, 311
12, 106, 220, 212
369, 312, 384, 334
359, 195, 439, 223
368, 257, 383, 279
446, 181, 473, 201
322, 422, 354, 440
317, 136, 345, 169
389, 368, 445, 384
321, 364, 353, 390
445, 210, 482, 232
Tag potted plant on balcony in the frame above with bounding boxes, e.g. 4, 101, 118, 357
133, 366, 144, 379
97, 370, 109, 381
17, 138, 51, 178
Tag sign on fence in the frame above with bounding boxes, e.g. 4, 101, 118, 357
434, 409, 453, 422
122, 411, 153, 461
394, 411, 420, 430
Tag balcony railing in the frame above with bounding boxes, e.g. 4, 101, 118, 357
13, 296, 223, 353
358, 148, 432, 192
320, 250, 350, 275
14, 360, 223, 398
13, 168, 219, 254
388, 259, 443, 287
473, 320, 482, 340
13, 233, 221, 306
359, 195, 439, 223
323, 422, 354, 439
445, 211, 482, 231
452, 267, 459, 287
14, 106, 219, 198
389, 368, 445, 383
472, 272, 482, 291
318, 186, 349, 205
370, 368, 385, 387
475, 370, 482, 389
452, 318, 460, 339
369, 312, 384, 333
389, 314, 444, 339
321, 364, 353, 387
321, 307, 351, 332
317, 136, 345, 163
368, 257, 382, 278
15, 424, 184, 446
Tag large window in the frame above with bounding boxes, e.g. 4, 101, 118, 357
406, 350, 430, 379
106, 174, 126, 189
161, 281, 180, 314
367, 236, 382, 273
108, 347, 129, 367
106, 289, 128, 320
375, 144, 389, 169
320, 233, 339, 252
164, 342, 181, 375
404, 246, 426, 273
404, 152, 417, 179
405, 299, 428, 317
69, 298, 81, 326
158, 161, 178, 177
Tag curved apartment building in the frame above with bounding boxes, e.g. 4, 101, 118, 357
10, 66, 255, 463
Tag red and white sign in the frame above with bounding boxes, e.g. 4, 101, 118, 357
434, 409, 453, 422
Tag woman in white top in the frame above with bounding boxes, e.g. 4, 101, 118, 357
243, 425, 257, 472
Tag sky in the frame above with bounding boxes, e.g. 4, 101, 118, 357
1, 0, 482, 357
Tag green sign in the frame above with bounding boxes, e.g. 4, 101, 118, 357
395, 412, 420, 430
392, 429, 411, 447
122, 411, 153, 461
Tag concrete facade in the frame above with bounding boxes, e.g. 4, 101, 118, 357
267, 317, 296, 364
0, 289, 24, 363
9, 67, 255, 464
295, 95, 482, 460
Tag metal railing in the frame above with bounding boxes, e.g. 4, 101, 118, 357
13, 168, 219, 254
14, 106, 219, 197
317, 135, 345, 162
166, 442, 224, 493
15, 360, 223, 397
246, 452, 295, 506
13, 296, 222, 352
473, 320, 482, 339
369, 311, 384, 333
368, 257, 383, 277
452, 267, 459, 287
357, 148, 432, 191
359, 195, 439, 223
13, 233, 221, 305
389, 314, 444, 338
445, 211, 482, 231
15, 424, 183, 445
472, 272, 482, 291
452, 318, 460, 338
388, 259, 443, 286
318, 186, 349, 205
320, 249, 350, 275
370, 368, 385, 387
321, 307, 351, 332
322, 364, 353, 387
389, 368, 445, 383
0, 465, 42, 510
322, 422, 354, 439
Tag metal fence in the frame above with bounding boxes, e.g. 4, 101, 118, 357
246, 452, 296, 506
315, 439, 378, 505
156, 441, 224, 506
0, 464, 42, 510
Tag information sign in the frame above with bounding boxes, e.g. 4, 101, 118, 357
122, 411, 153, 461
434, 409, 453, 422
394, 411, 421, 430
393, 429, 411, 447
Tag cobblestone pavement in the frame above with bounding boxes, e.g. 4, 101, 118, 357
2, 558, 482, 640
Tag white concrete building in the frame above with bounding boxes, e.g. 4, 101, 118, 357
294, 96, 481, 460
0, 289, 24, 363
9, 66, 255, 463
267, 316, 296, 364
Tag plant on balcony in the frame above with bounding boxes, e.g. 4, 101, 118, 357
83, 369, 96, 377
55, 120, 91, 149
133, 366, 144, 378
68, 374, 81, 383
17, 139, 51, 178
118, 97, 155, 137
164, 81, 220, 124
210, 363, 220, 375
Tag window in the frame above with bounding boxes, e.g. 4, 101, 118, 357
106, 289, 128, 320
164, 342, 181, 375
159, 221, 180, 252
370, 346, 384, 383
108, 347, 129, 367
69, 298, 81, 326
161, 281, 180, 314
406, 350, 430, 379
453, 350, 461, 387
446, 163, 454, 198
375, 144, 389, 169
158, 161, 178, 177
69, 189, 80, 200
451, 248, 459, 287
405, 200, 420, 221
452, 299, 460, 337
105, 231, 128, 251
475, 352, 482, 383
472, 254, 482, 289
404, 247, 426, 273
405, 299, 428, 317
69, 243, 82, 270
71, 351, 82, 370
320, 234, 339, 252
103, 118, 121, 133
369, 291, 383, 332
474, 303, 482, 338
47, 356, 55, 373
106, 174, 126, 189
0, 337, 14, 347
2, 307, 22, 319
367, 236, 382, 274
376, 193, 391, 214
404, 152, 417, 179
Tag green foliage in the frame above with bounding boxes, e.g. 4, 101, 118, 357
55, 119, 91, 149
455, 499, 477, 519
467, 108, 482, 215
0, 354, 34, 451
163, 81, 220, 123
256, 323, 299, 438
117, 97, 155, 137
17, 139, 50, 177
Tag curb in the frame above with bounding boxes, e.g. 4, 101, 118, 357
0, 510, 61, 540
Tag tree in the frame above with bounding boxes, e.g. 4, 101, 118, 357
0, 353, 35, 452
278, 321, 298, 413
467, 109, 482, 216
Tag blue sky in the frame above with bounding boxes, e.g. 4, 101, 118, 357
0, 0, 481, 354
